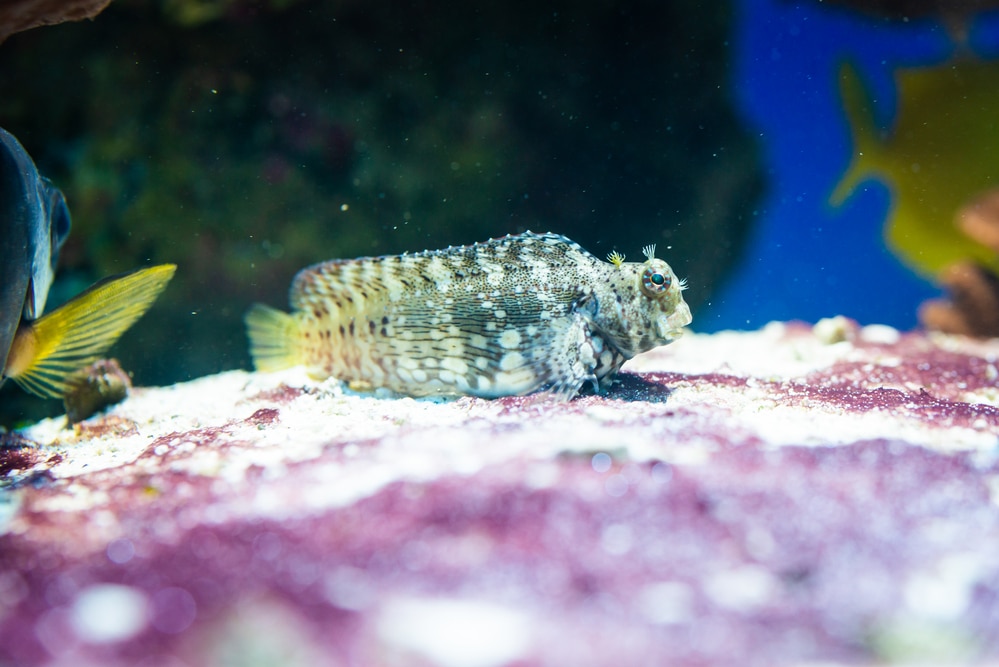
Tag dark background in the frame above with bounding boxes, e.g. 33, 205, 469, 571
10, 1, 998, 428
0, 0, 762, 426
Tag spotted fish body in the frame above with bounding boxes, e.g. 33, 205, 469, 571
246, 232, 691, 399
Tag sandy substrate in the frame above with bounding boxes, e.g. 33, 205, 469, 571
1, 318, 998, 666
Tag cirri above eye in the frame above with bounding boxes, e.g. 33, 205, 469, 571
641, 266, 671, 296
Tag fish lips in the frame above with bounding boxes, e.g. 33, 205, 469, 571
657, 300, 692, 342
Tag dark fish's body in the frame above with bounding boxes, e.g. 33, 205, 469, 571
0, 127, 175, 399
0, 127, 70, 371
246, 232, 692, 399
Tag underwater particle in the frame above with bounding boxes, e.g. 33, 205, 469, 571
831, 58, 999, 277
919, 188, 999, 337
63, 358, 132, 424
245, 232, 692, 399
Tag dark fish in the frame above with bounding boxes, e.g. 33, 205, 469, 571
0, 127, 175, 399
0, 127, 70, 368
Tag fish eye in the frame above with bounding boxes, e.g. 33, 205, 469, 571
641, 266, 671, 296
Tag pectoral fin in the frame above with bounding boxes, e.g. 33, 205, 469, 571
4, 264, 176, 398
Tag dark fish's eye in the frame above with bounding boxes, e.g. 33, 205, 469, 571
641, 267, 671, 296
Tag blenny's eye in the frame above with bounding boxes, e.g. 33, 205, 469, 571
641, 266, 671, 296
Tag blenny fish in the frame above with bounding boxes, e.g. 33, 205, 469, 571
246, 232, 692, 399
0, 126, 176, 399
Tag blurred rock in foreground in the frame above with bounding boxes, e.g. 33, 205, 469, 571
2, 319, 998, 666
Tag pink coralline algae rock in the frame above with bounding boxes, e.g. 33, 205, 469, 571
1, 318, 999, 666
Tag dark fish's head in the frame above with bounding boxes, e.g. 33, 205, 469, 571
0, 127, 71, 373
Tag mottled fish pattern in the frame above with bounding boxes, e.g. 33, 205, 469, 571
245, 232, 692, 399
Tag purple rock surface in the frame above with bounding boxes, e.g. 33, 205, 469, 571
1, 319, 998, 666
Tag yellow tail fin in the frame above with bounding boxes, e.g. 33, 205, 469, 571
244, 303, 303, 372
5, 264, 176, 398
829, 61, 880, 207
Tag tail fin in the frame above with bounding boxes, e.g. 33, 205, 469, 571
6, 264, 176, 398
245, 304, 303, 372
829, 61, 880, 207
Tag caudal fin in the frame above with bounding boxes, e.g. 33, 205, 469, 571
244, 303, 303, 372
6, 264, 176, 398
829, 61, 880, 207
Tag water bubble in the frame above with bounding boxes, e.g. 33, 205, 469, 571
591, 452, 612, 473
151, 587, 197, 635
71, 584, 148, 644
106, 538, 135, 564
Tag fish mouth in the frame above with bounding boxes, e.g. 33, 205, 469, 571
658, 300, 692, 340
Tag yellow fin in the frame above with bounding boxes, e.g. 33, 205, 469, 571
6, 264, 176, 398
244, 303, 303, 372
830, 61, 879, 207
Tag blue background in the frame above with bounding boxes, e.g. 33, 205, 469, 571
705, 0, 999, 331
